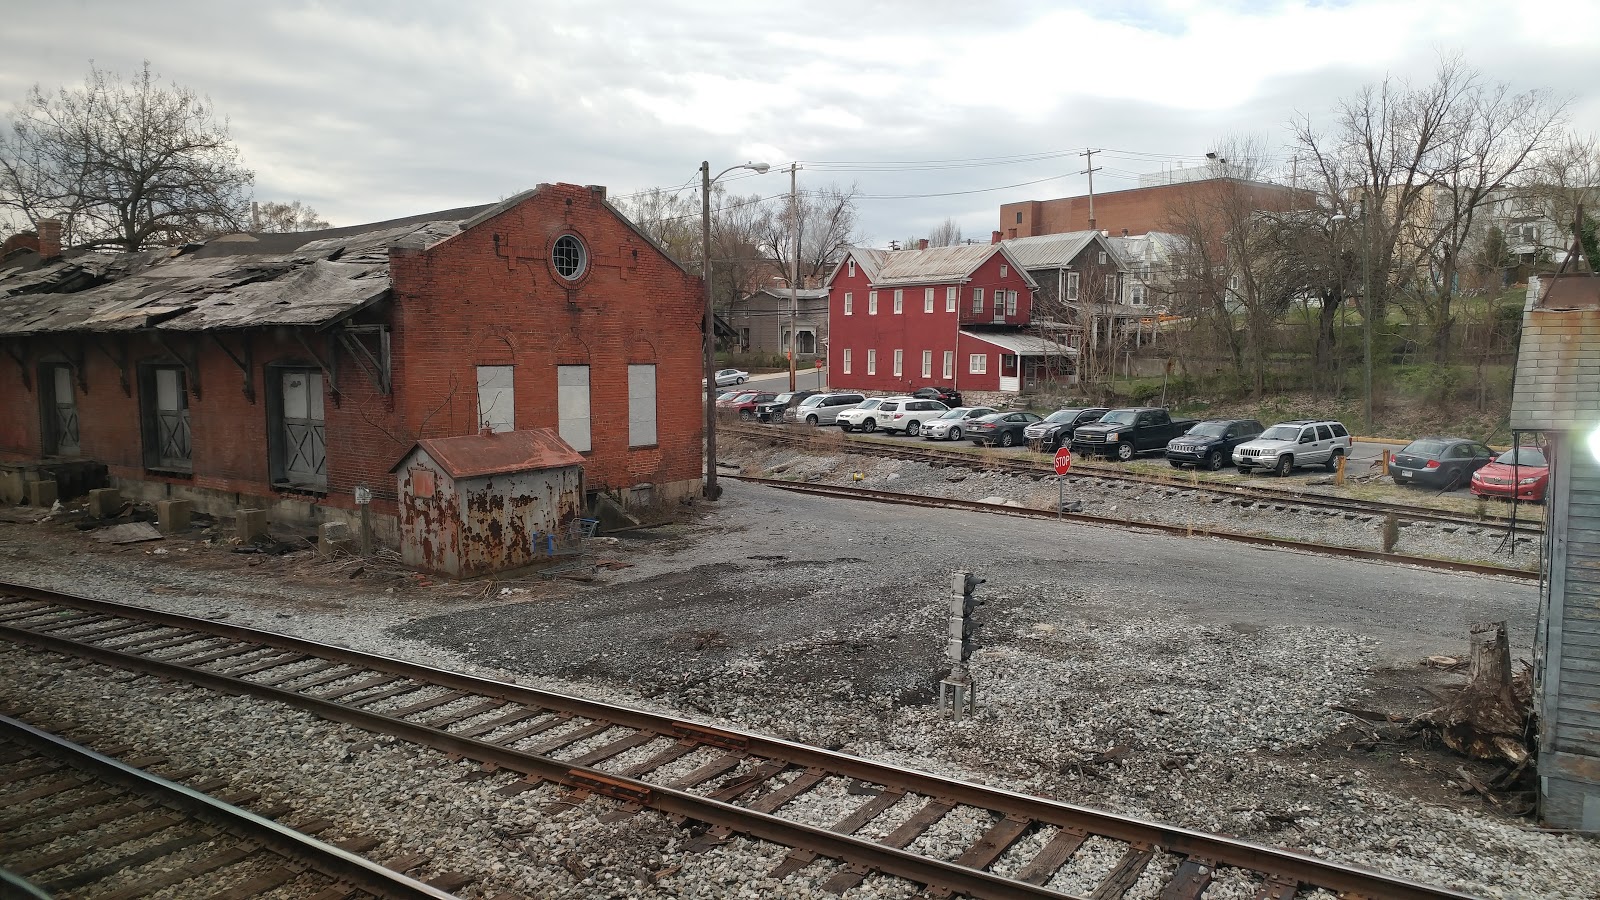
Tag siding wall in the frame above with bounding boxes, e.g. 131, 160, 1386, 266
1542, 431, 1600, 830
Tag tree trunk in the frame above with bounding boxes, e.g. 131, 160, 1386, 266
1413, 621, 1532, 765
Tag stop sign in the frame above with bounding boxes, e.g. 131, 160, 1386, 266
1053, 447, 1072, 475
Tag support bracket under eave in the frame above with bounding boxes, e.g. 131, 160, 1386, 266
3, 340, 30, 390
211, 332, 255, 403
294, 331, 342, 408
335, 325, 391, 395
151, 332, 202, 400
92, 336, 132, 397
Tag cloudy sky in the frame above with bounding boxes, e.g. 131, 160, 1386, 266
4, 0, 1599, 244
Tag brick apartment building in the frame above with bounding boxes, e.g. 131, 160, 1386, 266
998, 175, 1309, 239
0, 183, 704, 542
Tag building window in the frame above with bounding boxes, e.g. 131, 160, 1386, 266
893, 349, 903, 377
969, 353, 987, 374
848, 259, 856, 278
1015, 211, 1022, 224
1098, 251, 1107, 265
552, 234, 588, 281
40, 363, 79, 456
141, 365, 192, 472
739, 327, 751, 351
1000, 264, 1008, 278
867, 349, 877, 375
868, 291, 878, 315
628, 364, 656, 447
945, 286, 957, 313
893, 289, 903, 314
1130, 284, 1147, 306
921, 350, 932, 378
557, 365, 591, 452
942, 351, 954, 380
844, 291, 853, 315
476, 365, 514, 433
1005, 290, 1018, 316
268, 367, 327, 489
842, 349, 852, 374
924, 288, 934, 313
972, 287, 984, 314
1067, 272, 1080, 301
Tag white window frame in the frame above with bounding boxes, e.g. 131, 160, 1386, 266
972, 287, 984, 314
557, 365, 591, 452
844, 291, 853, 316
848, 259, 856, 277
924, 288, 934, 313
1067, 272, 1080, 301
921, 350, 932, 378
867, 349, 877, 375
1005, 290, 1018, 316
1098, 251, 1107, 264
942, 351, 954, 380
627, 364, 657, 447
476, 365, 515, 433
893, 349, 903, 377
893, 289, 903, 314
868, 290, 879, 315
842, 348, 852, 374
969, 353, 987, 374
1130, 283, 1147, 306
946, 286, 958, 312
1000, 264, 1008, 277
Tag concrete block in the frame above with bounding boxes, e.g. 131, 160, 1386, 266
235, 508, 269, 543
0, 470, 23, 505
156, 499, 192, 534
88, 487, 123, 518
28, 480, 57, 507
317, 521, 355, 558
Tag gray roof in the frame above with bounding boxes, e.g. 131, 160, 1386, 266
747, 287, 829, 301
0, 214, 475, 336
1000, 231, 1120, 270
1510, 275, 1600, 431
960, 329, 1077, 357
838, 244, 1040, 289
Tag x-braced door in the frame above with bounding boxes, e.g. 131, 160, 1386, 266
281, 370, 326, 487
44, 364, 80, 456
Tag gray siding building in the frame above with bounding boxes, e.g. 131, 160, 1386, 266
726, 287, 828, 358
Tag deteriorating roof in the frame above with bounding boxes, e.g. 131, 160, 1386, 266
960, 329, 1077, 357
1000, 231, 1119, 270
1510, 274, 1600, 431
834, 244, 1040, 289
0, 212, 480, 337
745, 287, 830, 301
399, 428, 586, 479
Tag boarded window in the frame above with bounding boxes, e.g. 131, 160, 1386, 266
476, 365, 514, 433
558, 365, 591, 452
628, 364, 657, 447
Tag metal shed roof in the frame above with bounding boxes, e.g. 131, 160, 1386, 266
960, 329, 1078, 356
1000, 231, 1114, 270
398, 428, 586, 479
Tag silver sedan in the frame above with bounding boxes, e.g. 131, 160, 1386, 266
922, 407, 997, 441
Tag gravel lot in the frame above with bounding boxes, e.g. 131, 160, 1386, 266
0, 474, 1592, 899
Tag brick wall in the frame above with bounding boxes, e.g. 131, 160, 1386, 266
1000, 179, 1308, 238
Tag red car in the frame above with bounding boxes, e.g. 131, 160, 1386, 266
719, 391, 777, 420
1470, 447, 1549, 502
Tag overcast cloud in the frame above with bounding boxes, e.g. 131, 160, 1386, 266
4, 0, 1599, 243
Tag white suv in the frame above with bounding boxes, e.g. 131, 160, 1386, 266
1233, 420, 1352, 476
837, 397, 905, 434
880, 398, 949, 436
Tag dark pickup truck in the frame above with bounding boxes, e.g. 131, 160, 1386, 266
1071, 407, 1199, 462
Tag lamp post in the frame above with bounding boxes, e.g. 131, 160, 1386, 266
1329, 205, 1374, 430
701, 159, 771, 501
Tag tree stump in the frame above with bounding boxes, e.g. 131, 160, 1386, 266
1413, 621, 1532, 765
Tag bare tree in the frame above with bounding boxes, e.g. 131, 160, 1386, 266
253, 200, 330, 233
0, 62, 253, 250
757, 182, 861, 285
1524, 131, 1600, 256
928, 217, 962, 247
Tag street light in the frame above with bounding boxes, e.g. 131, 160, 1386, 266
701, 159, 771, 501
1330, 205, 1374, 430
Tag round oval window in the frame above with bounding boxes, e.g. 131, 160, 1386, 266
552, 234, 587, 281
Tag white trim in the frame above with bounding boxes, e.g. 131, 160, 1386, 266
972, 287, 984, 314
921, 350, 932, 378
842, 348, 852, 374
893, 348, 903, 377
942, 350, 954, 379
969, 353, 987, 374
945, 286, 957, 312
893, 289, 903, 314
867, 349, 877, 375
924, 287, 934, 313
868, 290, 878, 315
843, 291, 853, 315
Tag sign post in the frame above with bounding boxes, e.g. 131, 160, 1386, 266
1053, 447, 1072, 518
354, 484, 373, 556
814, 357, 824, 389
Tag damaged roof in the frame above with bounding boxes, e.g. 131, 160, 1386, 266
833, 244, 1039, 289
0, 209, 486, 336
399, 428, 586, 479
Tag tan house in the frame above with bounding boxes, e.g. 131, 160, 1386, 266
726, 287, 828, 358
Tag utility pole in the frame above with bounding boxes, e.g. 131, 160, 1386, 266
1080, 149, 1101, 231
787, 163, 801, 392
1362, 197, 1374, 432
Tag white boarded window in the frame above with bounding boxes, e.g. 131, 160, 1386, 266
921, 350, 932, 378
557, 365, 591, 452
628, 364, 656, 447
844, 291, 853, 315
945, 286, 957, 312
893, 349, 903, 377
972, 287, 984, 314
476, 365, 514, 433
868, 291, 878, 315
969, 353, 987, 374
893, 289, 903, 314
867, 349, 877, 375
924, 288, 934, 313
842, 348, 852, 374
942, 351, 954, 379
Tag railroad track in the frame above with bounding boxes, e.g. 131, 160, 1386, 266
726, 424, 1544, 535
0, 714, 458, 899
0, 581, 1482, 900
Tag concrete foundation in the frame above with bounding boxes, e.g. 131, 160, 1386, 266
0, 470, 23, 505
107, 477, 402, 549
235, 508, 269, 543
27, 480, 57, 507
317, 521, 355, 558
87, 487, 122, 518
156, 499, 192, 534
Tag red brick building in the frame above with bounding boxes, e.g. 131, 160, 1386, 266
0, 183, 704, 541
998, 176, 1308, 239
825, 243, 1074, 395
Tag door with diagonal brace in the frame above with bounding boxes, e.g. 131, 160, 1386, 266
280, 370, 326, 488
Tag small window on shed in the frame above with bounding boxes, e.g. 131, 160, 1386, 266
628, 364, 657, 447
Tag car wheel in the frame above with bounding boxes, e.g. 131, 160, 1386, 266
1170, 459, 1184, 469
1206, 449, 1224, 471
737, 377, 747, 384
1116, 442, 1134, 462
1000, 431, 1016, 448
1444, 470, 1464, 491
1324, 449, 1343, 472
739, 410, 753, 421
840, 423, 854, 432
862, 418, 876, 433
1275, 455, 1294, 477
806, 414, 819, 426
1237, 465, 1251, 474
906, 421, 921, 437
949, 426, 962, 441
971, 439, 983, 446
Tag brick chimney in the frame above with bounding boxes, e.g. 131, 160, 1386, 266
991, 230, 1002, 245
918, 239, 929, 250
37, 218, 62, 261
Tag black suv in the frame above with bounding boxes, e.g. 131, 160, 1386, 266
912, 386, 962, 407
756, 390, 817, 423
1165, 419, 1264, 470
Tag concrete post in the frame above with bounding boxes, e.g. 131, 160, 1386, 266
155, 500, 192, 534
87, 488, 123, 518
317, 521, 355, 558
0, 470, 24, 505
235, 508, 269, 543
27, 480, 57, 507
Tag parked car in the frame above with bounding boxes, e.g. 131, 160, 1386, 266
1388, 436, 1495, 489
1470, 446, 1550, 502
922, 407, 997, 441
715, 390, 743, 403
968, 411, 1044, 447
880, 398, 950, 435
1071, 408, 1199, 462
756, 390, 817, 423
793, 392, 867, 426
1024, 407, 1109, 452
710, 368, 749, 386
1233, 420, 1353, 476
1165, 419, 1264, 471
837, 397, 899, 433
723, 391, 778, 420
911, 386, 963, 407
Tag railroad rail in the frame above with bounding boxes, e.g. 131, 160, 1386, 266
0, 713, 458, 899
0, 581, 1482, 900
725, 423, 1544, 536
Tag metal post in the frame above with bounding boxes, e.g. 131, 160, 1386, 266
1362, 199, 1374, 432
701, 160, 720, 501
1057, 474, 1063, 520
789, 163, 800, 392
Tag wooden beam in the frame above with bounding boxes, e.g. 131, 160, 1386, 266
92, 336, 132, 397
3, 341, 30, 390
210, 333, 255, 403
151, 333, 201, 400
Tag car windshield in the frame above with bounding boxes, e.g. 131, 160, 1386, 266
772, 393, 794, 403
938, 408, 969, 419
1402, 439, 1451, 457
797, 396, 823, 407
856, 399, 882, 410
1098, 411, 1137, 426
1259, 425, 1301, 441
1496, 448, 1547, 467
731, 393, 758, 403
1046, 409, 1083, 423
1187, 422, 1228, 438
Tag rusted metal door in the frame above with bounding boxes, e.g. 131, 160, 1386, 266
43, 364, 79, 456
281, 370, 326, 487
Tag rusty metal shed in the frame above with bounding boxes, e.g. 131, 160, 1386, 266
392, 428, 585, 579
